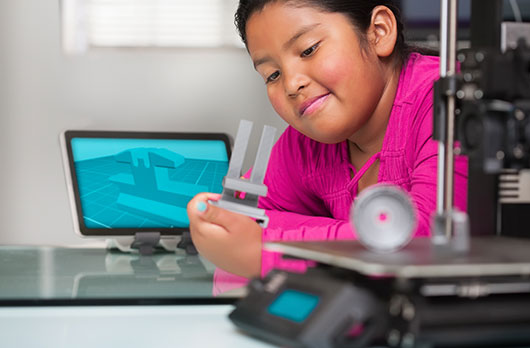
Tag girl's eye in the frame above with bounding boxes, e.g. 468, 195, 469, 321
301, 42, 319, 57
266, 71, 280, 84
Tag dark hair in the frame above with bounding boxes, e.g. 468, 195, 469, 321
235, 0, 411, 66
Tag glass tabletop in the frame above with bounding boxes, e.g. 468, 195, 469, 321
0, 246, 246, 305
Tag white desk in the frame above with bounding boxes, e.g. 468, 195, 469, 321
0, 305, 273, 348
0, 246, 274, 347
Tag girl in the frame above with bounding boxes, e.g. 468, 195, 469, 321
187, 0, 468, 279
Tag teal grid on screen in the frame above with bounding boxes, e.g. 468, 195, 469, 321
71, 138, 228, 229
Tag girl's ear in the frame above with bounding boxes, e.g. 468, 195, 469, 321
368, 5, 398, 58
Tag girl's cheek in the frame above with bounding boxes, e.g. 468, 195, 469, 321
268, 91, 291, 120
318, 55, 355, 88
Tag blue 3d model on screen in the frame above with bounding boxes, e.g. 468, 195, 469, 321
110, 148, 209, 226
71, 137, 228, 230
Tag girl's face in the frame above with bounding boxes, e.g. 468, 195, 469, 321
246, 2, 392, 144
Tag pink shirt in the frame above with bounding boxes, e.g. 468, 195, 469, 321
213, 53, 468, 291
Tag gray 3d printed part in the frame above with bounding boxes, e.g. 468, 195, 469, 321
350, 184, 417, 253
211, 120, 276, 228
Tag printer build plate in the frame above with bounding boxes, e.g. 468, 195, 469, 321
266, 236, 530, 279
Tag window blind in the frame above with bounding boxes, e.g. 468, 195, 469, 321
62, 0, 242, 54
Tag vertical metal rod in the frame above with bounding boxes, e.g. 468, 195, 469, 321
437, 0, 449, 216
437, 0, 458, 237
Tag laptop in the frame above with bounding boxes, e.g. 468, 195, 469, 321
61, 130, 231, 240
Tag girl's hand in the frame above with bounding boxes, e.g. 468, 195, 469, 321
187, 193, 263, 278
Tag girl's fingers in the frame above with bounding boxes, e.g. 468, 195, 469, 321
193, 199, 243, 232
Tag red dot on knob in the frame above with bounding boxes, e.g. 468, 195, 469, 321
378, 212, 388, 222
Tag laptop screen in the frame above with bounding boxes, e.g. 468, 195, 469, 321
63, 131, 230, 236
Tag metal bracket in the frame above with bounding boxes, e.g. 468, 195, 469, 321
431, 209, 470, 253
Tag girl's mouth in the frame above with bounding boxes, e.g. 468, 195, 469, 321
299, 93, 330, 117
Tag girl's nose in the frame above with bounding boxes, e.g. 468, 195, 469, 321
285, 71, 309, 98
